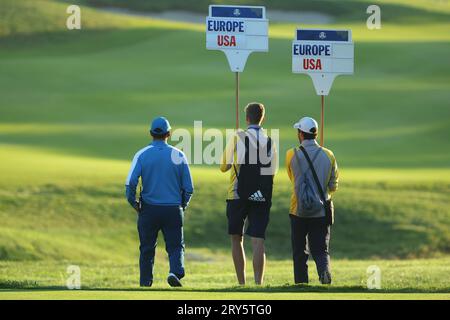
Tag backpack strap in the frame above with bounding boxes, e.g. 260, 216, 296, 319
299, 146, 326, 204
232, 130, 252, 180
266, 137, 272, 166
233, 164, 239, 180
293, 147, 321, 175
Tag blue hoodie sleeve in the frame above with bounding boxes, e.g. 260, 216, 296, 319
125, 151, 142, 207
180, 152, 194, 208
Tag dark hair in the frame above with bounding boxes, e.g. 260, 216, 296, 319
151, 131, 170, 140
298, 129, 317, 140
245, 102, 265, 125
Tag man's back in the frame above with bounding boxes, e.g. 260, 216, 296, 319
286, 139, 338, 217
220, 126, 278, 200
126, 140, 193, 207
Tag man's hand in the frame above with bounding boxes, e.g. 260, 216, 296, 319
133, 200, 141, 213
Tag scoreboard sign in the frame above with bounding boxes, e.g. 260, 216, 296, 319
206, 5, 269, 72
292, 29, 354, 95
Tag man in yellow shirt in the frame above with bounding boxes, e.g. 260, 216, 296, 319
285, 117, 338, 284
220, 103, 277, 285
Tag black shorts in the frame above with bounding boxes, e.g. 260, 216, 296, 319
226, 199, 271, 239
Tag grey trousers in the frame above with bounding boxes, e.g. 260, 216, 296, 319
290, 215, 331, 284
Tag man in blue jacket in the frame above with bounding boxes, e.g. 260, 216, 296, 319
125, 116, 194, 287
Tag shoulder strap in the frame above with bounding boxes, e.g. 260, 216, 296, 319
232, 131, 249, 180
261, 134, 272, 161
293, 147, 321, 175
300, 146, 326, 203
233, 164, 239, 180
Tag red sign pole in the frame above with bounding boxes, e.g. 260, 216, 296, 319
320, 95, 325, 146
235, 72, 240, 130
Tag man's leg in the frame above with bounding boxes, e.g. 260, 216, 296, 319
161, 206, 185, 281
137, 205, 160, 286
246, 202, 270, 285
227, 200, 247, 285
251, 237, 265, 285
308, 217, 331, 284
231, 234, 246, 285
290, 215, 309, 284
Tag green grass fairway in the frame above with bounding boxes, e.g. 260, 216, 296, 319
2, 291, 449, 300
0, 0, 449, 299
0, 257, 449, 299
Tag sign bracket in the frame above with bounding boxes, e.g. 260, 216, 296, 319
225, 50, 252, 73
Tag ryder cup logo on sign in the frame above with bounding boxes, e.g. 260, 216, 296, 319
206, 5, 268, 72
292, 29, 354, 95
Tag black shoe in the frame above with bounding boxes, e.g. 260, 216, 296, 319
319, 270, 332, 285
140, 280, 153, 287
167, 273, 182, 287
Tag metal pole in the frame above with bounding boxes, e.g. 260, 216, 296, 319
235, 72, 240, 130
320, 95, 324, 146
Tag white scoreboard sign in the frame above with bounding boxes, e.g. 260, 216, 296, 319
206, 5, 269, 72
292, 29, 354, 95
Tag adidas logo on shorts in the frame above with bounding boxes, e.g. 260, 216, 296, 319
248, 190, 266, 202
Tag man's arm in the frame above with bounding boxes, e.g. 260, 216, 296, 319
180, 152, 194, 210
328, 155, 339, 193
220, 135, 237, 172
285, 148, 295, 182
125, 151, 142, 211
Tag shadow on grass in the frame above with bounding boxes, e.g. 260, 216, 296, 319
1, 181, 447, 261
188, 202, 443, 261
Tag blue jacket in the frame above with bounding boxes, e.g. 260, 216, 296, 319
125, 140, 194, 207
